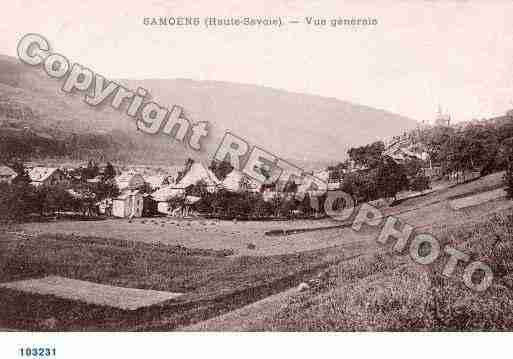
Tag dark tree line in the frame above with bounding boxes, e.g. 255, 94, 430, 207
0, 161, 120, 222
191, 189, 320, 219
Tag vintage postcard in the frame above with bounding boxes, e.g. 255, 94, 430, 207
1, 0, 512, 357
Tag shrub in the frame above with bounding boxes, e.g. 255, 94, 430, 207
195, 190, 302, 219
505, 168, 513, 199
504, 142, 513, 199
410, 174, 430, 192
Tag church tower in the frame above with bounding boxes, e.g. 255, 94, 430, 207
434, 105, 451, 126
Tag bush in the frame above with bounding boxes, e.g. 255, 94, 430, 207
194, 190, 303, 219
340, 171, 378, 203
0, 182, 36, 221
410, 174, 430, 192
504, 139, 513, 199
375, 157, 409, 199
505, 166, 513, 199
0, 182, 78, 221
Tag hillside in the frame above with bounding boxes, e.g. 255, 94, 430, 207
0, 54, 418, 168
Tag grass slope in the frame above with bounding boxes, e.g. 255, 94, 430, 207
0, 232, 372, 330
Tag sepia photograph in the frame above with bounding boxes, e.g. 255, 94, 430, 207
1, 0, 513, 357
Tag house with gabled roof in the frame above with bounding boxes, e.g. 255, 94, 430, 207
221, 169, 261, 193
151, 162, 221, 215
28, 167, 68, 187
115, 171, 145, 191
0, 166, 17, 184
175, 162, 221, 191
112, 189, 144, 218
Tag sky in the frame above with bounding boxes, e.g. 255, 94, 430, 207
2, 0, 513, 124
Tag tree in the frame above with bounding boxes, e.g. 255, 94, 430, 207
375, 157, 409, 200
102, 162, 116, 181
188, 179, 209, 197
70, 178, 120, 216
283, 179, 298, 193
252, 195, 274, 217
8, 160, 31, 185
33, 184, 74, 216
93, 179, 120, 201
229, 192, 253, 218
402, 158, 424, 178
84, 160, 100, 179
279, 196, 298, 217
162, 176, 172, 186
504, 139, 513, 199
209, 159, 234, 181
270, 195, 283, 217
139, 181, 153, 195
328, 160, 350, 182
0, 181, 38, 222
463, 123, 499, 173
176, 158, 195, 183
410, 174, 430, 192
194, 192, 214, 214
417, 122, 501, 176
348, 141, 385, 169
401, 157, 431, 192
340, 171, 377, 203
167, 195, 186, 213
299, 192, 314, 216
418, 125, 455, 166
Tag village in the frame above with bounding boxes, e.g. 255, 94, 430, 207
0, 139, 430, 221
0, 106, 509, 224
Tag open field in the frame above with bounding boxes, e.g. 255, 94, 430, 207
185, 208, 513, 331
0, 229, 372, 330
1, 172, 512, 331
0, 276, 184, 310
450, 188, 507, 210
186, 175, 513, 331
19, 217, 349, 256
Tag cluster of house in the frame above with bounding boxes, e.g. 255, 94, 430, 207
0, 122, 447, 220
0, 161, 331, 218
0, 140, 438, 219
104, 161, 357, 218
0, 165, 69, 187
0, 166, 17, 184
0, 164, 152, 218
149, 162, 328, 217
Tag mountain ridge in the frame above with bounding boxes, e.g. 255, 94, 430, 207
0, 54, 418, 169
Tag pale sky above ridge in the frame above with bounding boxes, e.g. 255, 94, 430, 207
2, 0, 513, 124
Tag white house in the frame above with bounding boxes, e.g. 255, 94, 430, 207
0, 166, 17, 184
151, 162, 221, 215
115, 171, 146, 191
112, 190, 144, 218
175, 162, 221, 192
221, 169, 261, 193
145, 175, 166, 191
313, 170, 329, 183
152, 185, 186, 214
28, 167, 68, 187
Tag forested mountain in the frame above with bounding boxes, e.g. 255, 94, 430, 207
0, 54, 418, 168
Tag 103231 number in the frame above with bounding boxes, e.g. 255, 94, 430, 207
19, 348, 56, 357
